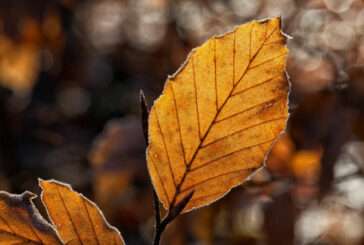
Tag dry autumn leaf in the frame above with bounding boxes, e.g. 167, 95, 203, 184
0, 191, 63, 244
147, 17, 289, 212
0, 179, 125, 244
40, 180, 125, 245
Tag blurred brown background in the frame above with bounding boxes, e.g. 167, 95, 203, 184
0, 0, 363, 244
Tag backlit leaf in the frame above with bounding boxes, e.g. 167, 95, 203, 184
147, 17, 289, 212
0, 191, 63, 244
40, 180, 125, 245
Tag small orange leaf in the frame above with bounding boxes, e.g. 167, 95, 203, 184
147, 17, 289, 212
40, 180, 125, 245
0, 191, 63, 244
290, 149, 322, 181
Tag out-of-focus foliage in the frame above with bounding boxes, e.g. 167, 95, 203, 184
0, 0, 363, 244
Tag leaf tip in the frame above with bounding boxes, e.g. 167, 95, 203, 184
23, 191, 37, 200
140, 90, 148, 109
140, 89, 150, 145
38, 177, 45, 185
139, 89, 145, 100
38, 178, 53, 190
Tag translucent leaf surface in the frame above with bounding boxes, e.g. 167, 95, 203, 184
0, 191, 63, 244
147, 17, 289, 212
40, 180, 125, 245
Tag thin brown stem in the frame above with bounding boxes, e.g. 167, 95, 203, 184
140, 90, 161, 242
140, 90, 195, 245
153, 190, 195, 245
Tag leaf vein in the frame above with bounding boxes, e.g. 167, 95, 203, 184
0, 203, 43, 244
55, 185, 84, 245
171, 84, 187, 166
233, 29, 236, 85
249, 24, 252, 60
191, 138, 275, 172
192, 57, 201, 139
181, 167, 257, 194
81, 198, 100, 245
188, 192, 227, 203
248, 53, 286, 70
202, 116, 286, 149
214, 37, 218, 110
215, 95, 285, 124
231, 74, 282, 97
0, 230, 40, 244
155, 110, 177, 188
150, 157, 171, 205
0, 214, 17, 237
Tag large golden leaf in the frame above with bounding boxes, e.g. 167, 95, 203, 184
0, 191, 63, 244
40, 180, 125, 245
147, 17, 289, 212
